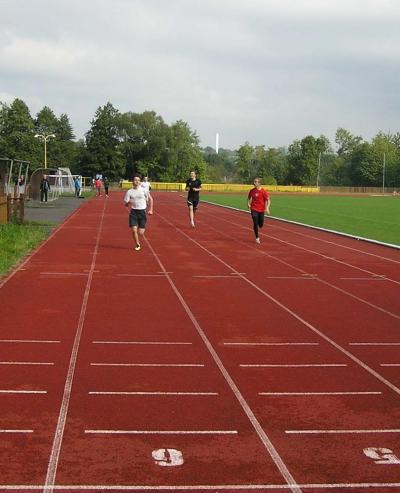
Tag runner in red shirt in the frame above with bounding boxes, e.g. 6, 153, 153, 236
247, 177, 271, 244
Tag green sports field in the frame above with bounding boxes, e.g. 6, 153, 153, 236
201, 193, 400, 246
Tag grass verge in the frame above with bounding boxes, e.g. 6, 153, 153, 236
0, 221, 53, 276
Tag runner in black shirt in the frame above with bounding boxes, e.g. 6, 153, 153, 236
185, 170, 202, 228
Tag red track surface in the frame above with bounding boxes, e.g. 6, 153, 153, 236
0, 191, 400, 493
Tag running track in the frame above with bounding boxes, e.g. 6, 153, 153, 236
0, 191, 399, 493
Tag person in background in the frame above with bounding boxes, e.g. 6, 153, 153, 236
95, 177, 102, 196
40, 174, 51, 203
185, 170, 202, 228
103, 176, 109, 197
74, 177, 81, 197
141, 175, 151, 194
247, 177, 270, 244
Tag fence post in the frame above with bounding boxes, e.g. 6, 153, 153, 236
19, 194, 25, 223
7, 194, 12, 223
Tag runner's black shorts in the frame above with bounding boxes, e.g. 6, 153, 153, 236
129, 209, 147, 228
187, 199, 199, 210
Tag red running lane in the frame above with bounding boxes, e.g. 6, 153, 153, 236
1, 191, 400, 492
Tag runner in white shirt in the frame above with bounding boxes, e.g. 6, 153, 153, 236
141, 176, 151, 194
124, 175, 154, 251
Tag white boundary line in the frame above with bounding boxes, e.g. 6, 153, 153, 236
92, 341, 192, 345
0, 340, 60, 344
44, 201, 107, 492
349, 343, 400, 346
224, 342, 319, 346
0, 430, 33, 433
241, 364, 347, 368
90, 363, 204, 367
144, 235, 302, 493
202, 200, 400, 250
1, 482, 400, 490
85, 429, 237, 435
88, 391, 218, 396
156, 212, 400, 400
286, 429, 400, 434
259, 392, 381, 396
0, 390, 47, 394
381, 364, 400, 367
0, 362, 54, 366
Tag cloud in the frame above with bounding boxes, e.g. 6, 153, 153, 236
0, 0, 399, 148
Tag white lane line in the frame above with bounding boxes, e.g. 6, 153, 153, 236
193, 275, 242, 278
259, 392, 381, 396
350, 342, 400, 346
144, 234, 301, 493
117, 274, 170, 277
266, 277, 317, 280
286, 429, 400, 434
162, 218, 400, 401
89, 391, 218, 396
85, 429, 237, 435
381, 364, 400, 367
90, 363, 204, 367
1, 482, 400, 490
44, 202, 107, 492
40, 271, 81, 275
0, 390, 47, 394
339, 277, 387, 281
0, 340, 60, 344
0, 429, 34, 433
224, 342, 319, 346
241, 364, 347, 368
0, 362, 54, 366
92, 341, 192, 345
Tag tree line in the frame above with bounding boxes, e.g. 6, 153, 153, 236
1, 98, 399, 187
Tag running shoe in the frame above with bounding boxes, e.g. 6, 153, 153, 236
255, 237, 261, 244
134, 244, 141, 251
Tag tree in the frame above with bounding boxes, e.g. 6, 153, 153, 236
78, 102, 124, 179
235, 142, 254, 182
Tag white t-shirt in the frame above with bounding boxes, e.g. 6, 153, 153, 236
124, 187, 149, 210
141, 181, 151, 193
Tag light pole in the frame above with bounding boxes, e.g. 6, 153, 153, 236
35, 133, 55, 168
382, 152, 386, 195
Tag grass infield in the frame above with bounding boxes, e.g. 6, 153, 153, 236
201, 193, 400, 246
0, 222, 53, 276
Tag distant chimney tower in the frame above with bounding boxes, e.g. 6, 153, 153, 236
216, 133, 219, 154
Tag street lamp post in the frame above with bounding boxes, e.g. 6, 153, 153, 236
382, 152, 386, 195
34, 133, 55, 168
316, 152, 322, 188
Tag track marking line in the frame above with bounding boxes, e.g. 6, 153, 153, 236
381, 364, 400, 367
90, 363, 204, 367
224, 342, 319, 346
0, 362, 54, 366
193, 275, 242, 278
39, 270, 87, 277
89, 391, 218, 396
144, 235, 301, 493
117, 274, 168, 277
44, 201, 107, 492
339, 277, 387, 281
1, 482, 400, 490
85, 429, 237, 435
0, 340, 60, 344
286, 429, 400, 434
266, 276, 318, 280
0, 390, 47, 394
157, 213, 400, 401
0, 430, 34, 433
350, 342, 400, 346
241, 364, 347, 368
259, 392, 381, 396
92, 341, 193, 345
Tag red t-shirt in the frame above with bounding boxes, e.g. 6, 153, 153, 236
248, 187, 270, 212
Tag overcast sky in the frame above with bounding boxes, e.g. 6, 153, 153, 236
1, 0, 399, 149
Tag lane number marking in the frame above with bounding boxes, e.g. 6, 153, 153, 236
364, 447, 400, 464
152, 448, 184, 467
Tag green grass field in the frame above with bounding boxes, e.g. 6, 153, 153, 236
0, 222, 53, 276
201, 193, 400, 246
